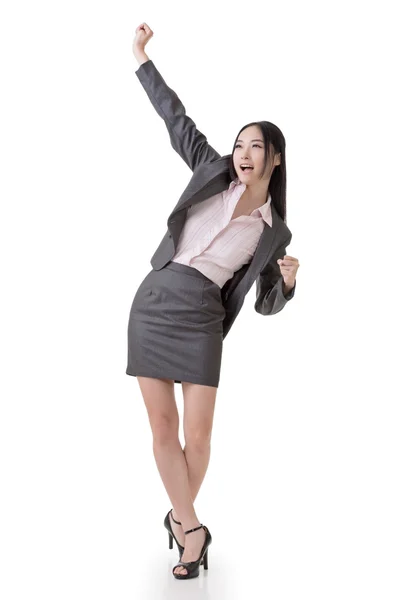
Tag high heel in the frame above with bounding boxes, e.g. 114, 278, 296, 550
164, 509, 184, 558
172, 523, 212, 580
164, 509, 204, 565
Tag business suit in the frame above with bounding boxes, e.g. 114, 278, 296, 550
133, 59, 296, 341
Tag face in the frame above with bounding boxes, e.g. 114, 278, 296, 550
233, 125, 280, 185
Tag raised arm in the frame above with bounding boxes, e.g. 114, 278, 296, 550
132, 23, 221, 172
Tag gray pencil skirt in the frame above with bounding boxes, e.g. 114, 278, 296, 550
125, 261, 226, 388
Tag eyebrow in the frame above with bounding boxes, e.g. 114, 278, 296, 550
236, 139, 264, 143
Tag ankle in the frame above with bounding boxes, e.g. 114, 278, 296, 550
170, 509, 181, 523
181, 520, 202, 533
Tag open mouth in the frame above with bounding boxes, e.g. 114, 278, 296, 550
241, 166, 254, 172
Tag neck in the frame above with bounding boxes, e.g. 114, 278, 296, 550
240, 178, 271, 208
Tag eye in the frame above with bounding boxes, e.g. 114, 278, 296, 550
234, 144, 262, 148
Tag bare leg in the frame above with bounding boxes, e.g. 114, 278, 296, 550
173, 381, 218, 575
136, 376, 207, 576
183, 381, 217, 500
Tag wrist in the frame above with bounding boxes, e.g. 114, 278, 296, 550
133, 47, 150, 66
282, 279, 295, 295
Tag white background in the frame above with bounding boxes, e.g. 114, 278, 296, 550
1, 0, 399, 598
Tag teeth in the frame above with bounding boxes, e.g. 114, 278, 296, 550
241, 164, 253, 168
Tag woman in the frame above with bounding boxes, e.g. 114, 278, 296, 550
128, 23, 300, 580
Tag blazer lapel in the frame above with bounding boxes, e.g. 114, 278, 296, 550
240, 203, 284, 292
169, 158, 232, 220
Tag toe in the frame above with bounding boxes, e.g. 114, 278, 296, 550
174, 566, 187, 575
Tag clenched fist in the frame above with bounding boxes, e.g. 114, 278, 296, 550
277, 255, 299, 289
133, 22, 154, 52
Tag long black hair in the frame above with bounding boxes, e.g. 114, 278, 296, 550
228, 121, 287, 224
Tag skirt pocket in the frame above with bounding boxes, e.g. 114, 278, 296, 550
163, 274, 225, 330
131, 272, 154, 310
157, 273, 207, 327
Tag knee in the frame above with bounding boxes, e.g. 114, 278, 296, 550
151, 414, 179, 446
184, 428, 212, 452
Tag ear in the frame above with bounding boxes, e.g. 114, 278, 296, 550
274, 153, 281, 166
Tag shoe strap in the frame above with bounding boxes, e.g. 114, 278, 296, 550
170, 509, 181, 525
184, 524, 203, 535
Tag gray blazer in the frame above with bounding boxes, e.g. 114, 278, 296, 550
135, 59, 296, 340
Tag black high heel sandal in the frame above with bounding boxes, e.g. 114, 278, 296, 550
172, 523, 212, 580
164, 509, 204, 565
164, 509, 185, 559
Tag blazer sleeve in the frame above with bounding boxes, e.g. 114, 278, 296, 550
254, 238, 296, 316
135, 60, 221, 172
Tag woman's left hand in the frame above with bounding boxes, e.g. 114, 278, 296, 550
277, 255, 299, 287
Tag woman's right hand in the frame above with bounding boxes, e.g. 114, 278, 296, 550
133, 22, 154, 52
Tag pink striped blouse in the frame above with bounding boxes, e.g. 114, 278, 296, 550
171, 176, 272, 288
